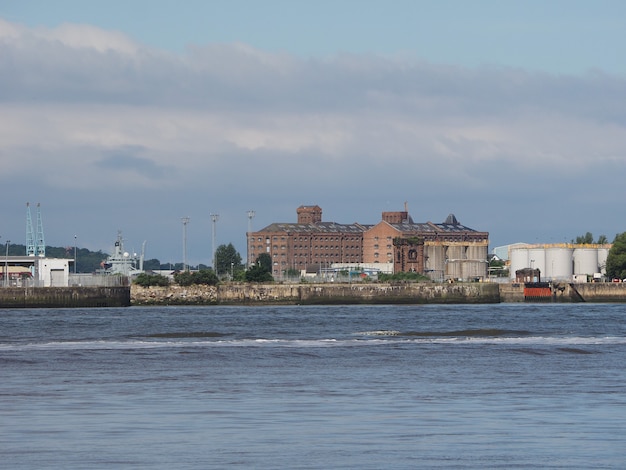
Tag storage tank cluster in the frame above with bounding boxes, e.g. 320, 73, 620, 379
508, 244, 610, 281
424, 244, 488, 281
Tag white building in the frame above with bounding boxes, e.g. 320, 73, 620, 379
2, 256, 72, 287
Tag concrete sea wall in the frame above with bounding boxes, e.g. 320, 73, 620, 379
498, 282, 626, 303
0, 286, 131, 308
562, 283, 626, 302
2, 282, 624, 309
131, 282, 501, 306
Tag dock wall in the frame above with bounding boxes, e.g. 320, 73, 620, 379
2, 282, 625, 308
0, 286, 130, 308
561, 283, 626, 303
498, 282, 626, 303
131, 282, 501, 306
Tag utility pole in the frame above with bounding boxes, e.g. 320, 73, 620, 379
247, 210, 255, 267
210, 214, 219, 273
181, 217, 190, 271
74, 235, 77, 274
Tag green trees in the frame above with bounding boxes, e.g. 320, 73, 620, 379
173, 269, 219, 286
214, 243, 243, 276
573, 232, 608, 244
256, 253, 272, 272
488, 258, 509, 278
574, 232, 594, 244
142, 258, 161, 270
245, 254, 274, 282
606, 233, 626, 280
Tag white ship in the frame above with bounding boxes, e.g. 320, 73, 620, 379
101, 232, 145, 276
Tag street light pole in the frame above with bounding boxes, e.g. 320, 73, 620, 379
181, 217, 190, 271
210, 213, 219, 272
247, 210, 255, 267
74, 235, 77, 274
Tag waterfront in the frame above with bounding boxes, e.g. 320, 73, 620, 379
1, 303, 625, 468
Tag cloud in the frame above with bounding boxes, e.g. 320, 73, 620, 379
1, 18, 625, 260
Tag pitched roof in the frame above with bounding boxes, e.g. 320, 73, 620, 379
257, 222, 371, 234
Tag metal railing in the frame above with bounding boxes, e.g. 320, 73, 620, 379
1, 274, 128, 288
69, 274, 128, 287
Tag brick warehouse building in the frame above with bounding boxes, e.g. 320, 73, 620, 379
247, 205, 489, 281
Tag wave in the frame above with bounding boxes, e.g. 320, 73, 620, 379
2, 335, 626, 351
145, 331, 227, 338
356, 329, 531, 337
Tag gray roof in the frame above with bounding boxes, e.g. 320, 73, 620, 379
255, 213, 486, 235
389, 222, 483, 234
258, 222, 371, 234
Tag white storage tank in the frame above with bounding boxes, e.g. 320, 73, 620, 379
509, 248, 529, 280
528, 248, 546, 279
573, 248, 598, 275
598, 248, 610, 275
545, 247, 573, 280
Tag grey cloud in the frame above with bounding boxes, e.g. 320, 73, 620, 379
2, 24, 625, 127
96, 155, 162, 176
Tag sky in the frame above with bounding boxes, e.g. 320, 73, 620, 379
1, 0, 625, 265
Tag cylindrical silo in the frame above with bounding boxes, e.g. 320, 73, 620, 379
466, 245, 488, 279
424, 244, 445, 281
545, 247, 573, 280
509, 248, 529, 280
573, 248, 598, 275
445, 245, 464, 280
598, 248, 609, 275
528, 248, 546, 280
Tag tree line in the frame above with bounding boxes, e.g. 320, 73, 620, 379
135, 250, 273, 286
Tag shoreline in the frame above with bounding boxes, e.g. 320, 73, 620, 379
3, 282, 626, 308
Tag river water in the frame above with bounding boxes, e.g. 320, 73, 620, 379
1, 303, 625, 469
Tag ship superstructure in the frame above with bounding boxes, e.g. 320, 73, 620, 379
102, 232, 145, 276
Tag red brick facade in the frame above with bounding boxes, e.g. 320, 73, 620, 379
248, 206, 489, 280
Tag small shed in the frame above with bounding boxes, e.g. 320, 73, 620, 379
515, 268, 541, 283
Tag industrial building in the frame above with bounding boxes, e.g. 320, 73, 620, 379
507, 244, 611, 282
1, 256, 72, 287
247, 205, 489, 281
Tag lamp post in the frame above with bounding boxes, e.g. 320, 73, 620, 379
247, 210, 255, 267
181, 217, 190, 271
210, 213, 219, 272
74, 235, 77, 274
5, 239, 10, 287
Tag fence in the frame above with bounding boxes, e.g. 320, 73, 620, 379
69, 274, 129, 287
0, 274, 128, 288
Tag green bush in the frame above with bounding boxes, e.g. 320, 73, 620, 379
193, 269, 219, 285
173, 269, 219, 286
378, 272, 430, 282
173, 271, 194, 286
133, 273, 170, 287
245, 264, 274, 282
